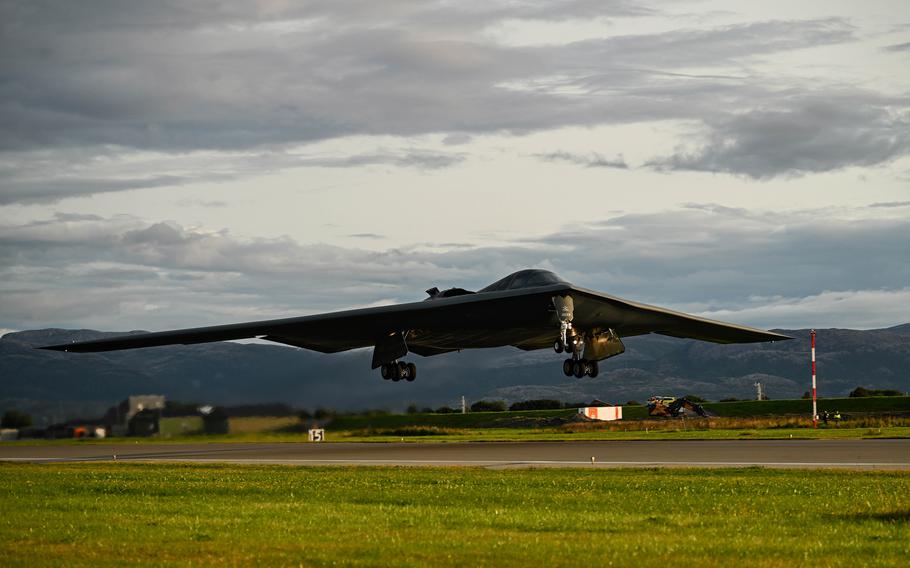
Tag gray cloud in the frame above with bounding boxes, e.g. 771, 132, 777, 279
3, 1, 900, 194
536, 151, 628, 169
532, 208, 910, 311
884, 41, 910, 52
648, 93, 910, 178
869, 201, 910, 208
0, 149, 464, 204
0, 175, 217, 205
0, 2, 655, 153
1, 1, 653, 33
2, 207, 908, 332
176, 199, 228, 208
547, 18, 855, 69
442, 133, 473, 146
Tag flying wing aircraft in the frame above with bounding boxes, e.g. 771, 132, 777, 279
40, 269, 790, 381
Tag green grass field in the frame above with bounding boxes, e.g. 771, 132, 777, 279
702, 396, 910, 417
5, 396, 907, 445
329, 425, 910, 443
1, 463, 908, 566
329, 396, 910, 430
9, 425, 909, 446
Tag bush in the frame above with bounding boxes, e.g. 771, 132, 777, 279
508, 399, 563, 411
223, 403, 298, 417
435, 406, 457, 414
357, 409, 390, 417
470, 400, 506, 412
684, 395, 708, 403
625, 400, 641, 406
850, 387, 904, 398
719, 397, 739, 403
406, 404, 419, 414
313, 407, 335, 420
1, 410, 32, 428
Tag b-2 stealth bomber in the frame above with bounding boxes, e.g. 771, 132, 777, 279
41, 269, 790, 381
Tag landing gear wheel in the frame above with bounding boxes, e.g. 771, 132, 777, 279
573, 359, 586, 379
588, 360, 599, 378
381, 363, 392, 380
554, 340, 564, 354
563, 359, 574, 376
406, 362, 417, 382
397, 361, 409, 380
391, 363, 402, 382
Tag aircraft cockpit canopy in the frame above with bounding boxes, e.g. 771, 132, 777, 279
479, 269, 568, 293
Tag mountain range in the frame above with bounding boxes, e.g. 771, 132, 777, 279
2, 325, 908, 424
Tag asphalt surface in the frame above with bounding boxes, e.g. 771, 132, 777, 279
2, 439, 909, 469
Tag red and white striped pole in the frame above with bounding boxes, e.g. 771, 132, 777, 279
811, 329, 818, 428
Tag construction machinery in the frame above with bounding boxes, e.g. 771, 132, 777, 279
647, 396, 710, 418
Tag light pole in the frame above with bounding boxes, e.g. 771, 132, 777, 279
811, 329, 818, 428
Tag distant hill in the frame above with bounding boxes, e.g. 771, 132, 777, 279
885, 323, 910, 336
2, 326, 908, 422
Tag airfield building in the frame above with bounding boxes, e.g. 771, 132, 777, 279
104, 395, 165, 437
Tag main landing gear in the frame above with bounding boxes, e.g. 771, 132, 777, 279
380, 361, 417, 382
554, 336, 599, 378
562, 357, 599, 378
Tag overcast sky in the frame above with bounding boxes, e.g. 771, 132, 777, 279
1, 0, 909, 336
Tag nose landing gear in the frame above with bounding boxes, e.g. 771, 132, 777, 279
552, 295, 575, 355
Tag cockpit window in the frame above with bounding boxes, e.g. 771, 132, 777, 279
479, 270, 567, 292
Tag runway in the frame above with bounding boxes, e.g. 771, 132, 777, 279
2, 439, 909, 469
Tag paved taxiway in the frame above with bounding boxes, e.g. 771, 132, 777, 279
2, 439, 908, 469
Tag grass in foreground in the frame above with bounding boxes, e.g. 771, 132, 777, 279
1, 463, 908, 567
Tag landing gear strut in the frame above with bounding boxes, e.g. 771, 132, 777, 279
380, 361, 417, 382
555, 335, 583, 355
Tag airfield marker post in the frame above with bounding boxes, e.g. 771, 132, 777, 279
811, 329, 818, 428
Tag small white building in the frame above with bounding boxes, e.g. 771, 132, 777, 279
578, 406, 623, 421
